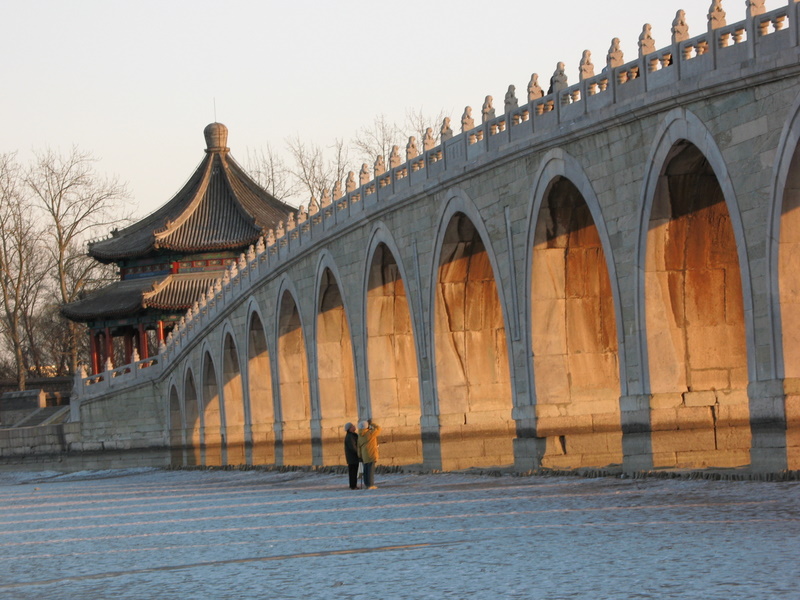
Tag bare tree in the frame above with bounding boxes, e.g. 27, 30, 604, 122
0, 153, 50, 389
351, 114, 403, 168
351, 109, 451, 169
328, 138, 351, 196
404, 106, 450, 147
25, 147, 131, 372
286, 135, 350, 203
244, 144, 297, 202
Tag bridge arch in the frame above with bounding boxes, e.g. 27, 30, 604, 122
637, 108, 753, 469
768, 91, 800, 469
183, 366, 201, 466
526, 149, 624, 469
769, 92, 800, 378
246, 299, 276, 465
201, 347, 223, 466
638, 108, 756, 390
313, 252, 358, 463
363, 223, 424, 466
275, 276, 313, 465
220, 324, 246, 465
429, 188, 516, 469
167, 380, 183, 466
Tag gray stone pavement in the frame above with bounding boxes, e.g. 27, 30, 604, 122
0, 468, 797, 599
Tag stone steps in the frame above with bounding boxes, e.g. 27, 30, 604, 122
13, 406, 70, 428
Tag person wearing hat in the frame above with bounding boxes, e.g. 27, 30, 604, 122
343, 422, 360, 490
357, 420, 381, 489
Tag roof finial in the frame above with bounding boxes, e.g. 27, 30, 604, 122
203, 122, 229, 153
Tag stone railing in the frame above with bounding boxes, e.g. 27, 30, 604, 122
72, 1, 800, 404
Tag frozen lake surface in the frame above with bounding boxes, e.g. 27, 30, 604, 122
0, 468, 796, 599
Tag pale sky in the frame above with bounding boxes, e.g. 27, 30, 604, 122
3, 0, 763, 217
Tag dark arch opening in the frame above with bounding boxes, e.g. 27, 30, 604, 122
248, 312, 275, 465
168, 385, 183, 466
366, 243, 423, 465
222, 333, 246, 465
434, 212, 514, 469
645, 141, 750, 469
184, 371, 200, 466
531, 176, 622, 468
277, 290, 312, 465
317, 268, 358, 463
202, 352, 222, 466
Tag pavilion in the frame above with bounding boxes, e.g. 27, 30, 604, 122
62, 123, 293, 374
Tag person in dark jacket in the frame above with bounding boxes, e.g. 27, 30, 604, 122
344, 422, 360, 490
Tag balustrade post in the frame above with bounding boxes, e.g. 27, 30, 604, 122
554, 90, 562, 125
710, 29, 719, 70
745, 7, 757, 59
528, 99, 536, 136
583, 79, 590, 115
609, 64, 618, 104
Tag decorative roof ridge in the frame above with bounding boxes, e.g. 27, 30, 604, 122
87, 153, 212, 262
225, 154, 294, 213
141, 274, 174, 300
152, 156, 215, 241
216, 153, 263, 231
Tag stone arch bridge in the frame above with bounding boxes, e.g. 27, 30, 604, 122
59, 2, 800, 474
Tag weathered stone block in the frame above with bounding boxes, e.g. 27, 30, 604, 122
592, 411, 622, 432
683, 391, 717, 407
715, 425, 752, 451
676, 406, 714, 429
688, 369, 731, 391
675, 449, 749, 469
531, 248, 567, 299
533, 354, 570, 402
650, 407, 679, 431
368, 335, 398, 380
715, 388, 749, 406
652, 429, 717, 454
567, 397, 619, 417
716, 403, 751, 426
650, 393, 683, 410
567, 352, 618, 394
531, 298, 567, 355
394, 334, 419, 380
367, 296, 396, 337
370, 377, 400, 414
438, 412, 467, 427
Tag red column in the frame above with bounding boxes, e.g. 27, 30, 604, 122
89, 330, 100, 375
157, 321, 165, 345
123, 329, 134, 364
138, 324, 149, 359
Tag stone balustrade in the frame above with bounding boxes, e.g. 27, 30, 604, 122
73, 0, 800, 406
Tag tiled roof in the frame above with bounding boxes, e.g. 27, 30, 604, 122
89, 123, 292, 262
61, 273, 219, 322
142, 273, 218, 311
